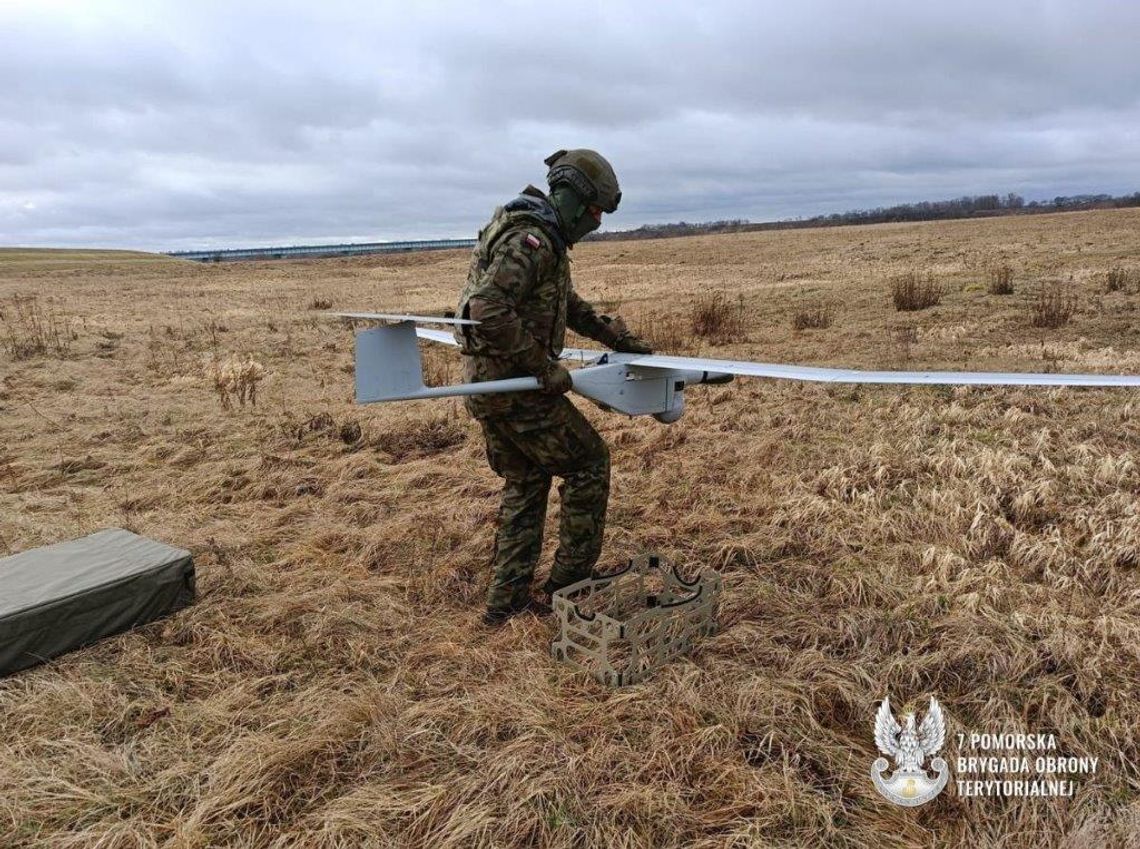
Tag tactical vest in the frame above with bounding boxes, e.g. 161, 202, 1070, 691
455, 188, 571, 359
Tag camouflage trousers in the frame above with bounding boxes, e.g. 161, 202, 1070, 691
476, 398, 610, 611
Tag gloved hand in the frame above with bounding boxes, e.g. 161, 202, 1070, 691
539, 360, 573, 395
614, 331, 653, 355
601, 315, 653, 354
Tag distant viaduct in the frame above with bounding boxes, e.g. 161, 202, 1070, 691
168, 238, 476, 263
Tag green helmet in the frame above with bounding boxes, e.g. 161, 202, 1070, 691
544, 149, 621, 213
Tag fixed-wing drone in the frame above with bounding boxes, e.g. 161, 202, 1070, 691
332, 312, 1140, 423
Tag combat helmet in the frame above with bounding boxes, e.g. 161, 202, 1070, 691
544, 149, 621, 213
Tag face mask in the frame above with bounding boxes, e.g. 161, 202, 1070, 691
550, 184, 601, 244
571, 207, 602, 242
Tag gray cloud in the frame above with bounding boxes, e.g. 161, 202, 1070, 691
1, 0, 1138, 250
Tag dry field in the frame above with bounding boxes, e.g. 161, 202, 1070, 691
2, 209, 1140, 848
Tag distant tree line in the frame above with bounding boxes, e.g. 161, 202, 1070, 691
586, 190, 1140, 242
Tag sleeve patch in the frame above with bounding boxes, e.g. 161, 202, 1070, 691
524, 233, 542, 249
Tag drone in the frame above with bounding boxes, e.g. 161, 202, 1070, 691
331, 312, 1140, 423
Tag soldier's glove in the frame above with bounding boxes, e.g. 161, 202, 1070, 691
539, 360, 573, 395
600, 315, 653, 355
614, 331, 653, 355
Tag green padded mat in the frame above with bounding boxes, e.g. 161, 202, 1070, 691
0, 528, 195, 676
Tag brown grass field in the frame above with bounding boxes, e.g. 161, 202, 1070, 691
2, 210, 1140, 848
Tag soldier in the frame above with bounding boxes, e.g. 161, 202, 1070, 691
454, 150, 653, 625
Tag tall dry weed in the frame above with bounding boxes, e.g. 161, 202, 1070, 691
1030, 281, 1078, 329
690, 291, 745, 342
644, 311, 694, 352
986, 263, 1015, 295
1, 294, 75, 359
206, 354, 267, 409
618, 306, 695, 354
421, 342, 457, 387
1104, 266, 1134, 293
888, 323, 919, 362
890, 271, 943, 311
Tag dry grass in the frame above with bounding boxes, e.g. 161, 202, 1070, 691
1105, 267, 1135, 294
1, 294, 76, 359
792, 304, 834, 331
690, 290, 745, 342
638, 310, 697, 354
206, 354, 267, 410
887, 323, 919, 364
3, 214, 1140, 847
987, 263, 1015, 295
1030, 281, 1079, 329
890, 270, 943, 311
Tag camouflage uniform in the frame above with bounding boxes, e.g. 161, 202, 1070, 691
455, 185, 628, 611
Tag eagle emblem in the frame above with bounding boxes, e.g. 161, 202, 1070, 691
871, 696, 950, 806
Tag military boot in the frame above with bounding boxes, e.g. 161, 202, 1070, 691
481, 596, 552, 627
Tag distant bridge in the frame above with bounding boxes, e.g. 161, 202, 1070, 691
167, 238, 476, 263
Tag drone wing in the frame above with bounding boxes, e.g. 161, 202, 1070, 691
624, 353, 1140, 387
328, 311, 478, 325
412, 326, 459, 347
874, 698, 902, 758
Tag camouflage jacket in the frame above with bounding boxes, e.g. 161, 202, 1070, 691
455, 185, 619, 420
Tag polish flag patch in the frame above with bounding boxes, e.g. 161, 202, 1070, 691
525, 233, 541, 249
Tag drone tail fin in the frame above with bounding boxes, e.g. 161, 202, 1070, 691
354, 320, 428, 403
353, 320, 541, 403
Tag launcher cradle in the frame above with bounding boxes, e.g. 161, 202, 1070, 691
550, 553, 721, 687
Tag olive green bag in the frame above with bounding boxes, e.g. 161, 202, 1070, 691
0, 528, 195, 676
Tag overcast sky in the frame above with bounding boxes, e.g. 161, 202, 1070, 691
2, 0, 1138, 250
